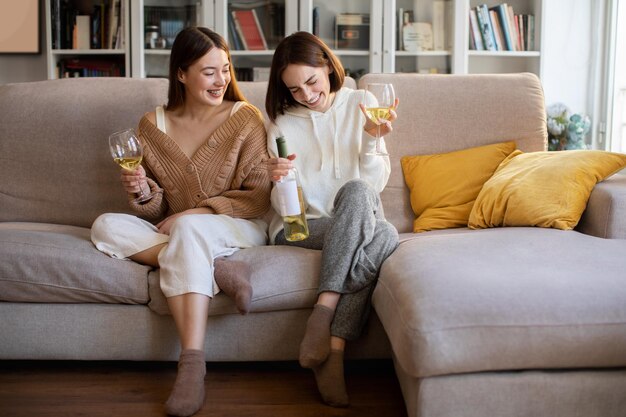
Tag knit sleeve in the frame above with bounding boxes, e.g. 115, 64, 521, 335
127, 121, 168, 222
196, 108, 271, 219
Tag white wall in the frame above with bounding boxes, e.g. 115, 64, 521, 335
541, 0, 593, 115
0, 54, 47, 84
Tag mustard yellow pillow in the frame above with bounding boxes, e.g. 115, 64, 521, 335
469, 149, 626, 230
401, 141, 516, 232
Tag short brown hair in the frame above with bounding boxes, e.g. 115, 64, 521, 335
167, 27, 245, 110
265, 32, 345, 122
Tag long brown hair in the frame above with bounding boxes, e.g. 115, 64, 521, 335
166, 27, 245, 110
265, 32, 345, 122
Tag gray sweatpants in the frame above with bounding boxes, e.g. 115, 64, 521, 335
276, 179, 399, 340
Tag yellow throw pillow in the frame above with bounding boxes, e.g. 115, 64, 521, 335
401, 141, 517, 233
468, 149, 626, 230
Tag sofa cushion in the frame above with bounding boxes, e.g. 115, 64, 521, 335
373, 227, 626, 378
0, 222, 150, 304
469, 150, 626, 230
358, 73, 547, 234
401, 141, 516, 232
148, 245, 321, 315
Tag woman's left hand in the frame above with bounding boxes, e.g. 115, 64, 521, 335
359, 97, 400, 138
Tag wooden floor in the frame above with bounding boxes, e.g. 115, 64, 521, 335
0, 359, 407, 417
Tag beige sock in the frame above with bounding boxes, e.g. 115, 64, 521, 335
299, 304, 334, 368
214, 257, 253, 315
165, 349, 206, 417
312, 349, 349, 407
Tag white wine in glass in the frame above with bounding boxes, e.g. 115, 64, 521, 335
108, 128, 155, 203
364, 83, 395, 156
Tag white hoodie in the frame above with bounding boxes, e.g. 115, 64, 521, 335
266, 87, 391, 242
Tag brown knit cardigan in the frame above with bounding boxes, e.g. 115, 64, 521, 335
129, 103, 271, 222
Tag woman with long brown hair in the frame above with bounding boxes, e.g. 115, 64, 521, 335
91, 27, 271, 416
265, 32, 400, 407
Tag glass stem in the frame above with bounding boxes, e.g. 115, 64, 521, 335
376, 124, 381, 153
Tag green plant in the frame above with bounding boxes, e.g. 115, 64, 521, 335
546, 103, 591, 151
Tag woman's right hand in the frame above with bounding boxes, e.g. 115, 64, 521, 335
120, 165, 150, 196
267, 154, 296, 181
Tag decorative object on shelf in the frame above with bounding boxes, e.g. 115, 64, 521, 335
546, 103, 591, 151
145, 25, 159, 49
335, 13, 369, 50
403, 22, 433, 52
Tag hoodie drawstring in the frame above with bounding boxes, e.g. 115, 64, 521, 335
310, 113, 324, 172
332, 110, 341, 179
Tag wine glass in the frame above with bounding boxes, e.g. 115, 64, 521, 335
108, 128, 155, 203
364, 83, 396, 156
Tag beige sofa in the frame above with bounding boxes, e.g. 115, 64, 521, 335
2, 73, 626, 417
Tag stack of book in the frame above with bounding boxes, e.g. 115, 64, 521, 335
230, 9, 267, 51
469, 3, 535, 51
57, 57, 124, 78
51, 0, 124, 50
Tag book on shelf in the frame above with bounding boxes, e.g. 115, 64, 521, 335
506, 5, 520, 51
235, 67, 269, 81
73, 15, 91, 50
488, 10, 505, 51
253, 67, 270, 82
57, 57, 123, 78
397, 8, 414, 51
228, 12, 243, 50
490, 4, 513, 51
468, 9, 484, 50
524, 14, 535, 51
432, 0, 448, 51
115, 0, 125, 49
312, 7, 319, 37
51, 0, 61, 49
475, 5, 497, 51
397, 7, 404, 50
231, 9, 267, 50
107, 0, 120, 49
514, 14, 526, 51
470, 3, 535, 52
91, 4, 103, 49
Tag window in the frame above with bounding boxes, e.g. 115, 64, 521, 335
607, 0, 626, 152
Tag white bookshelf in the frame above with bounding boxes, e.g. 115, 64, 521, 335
45, 0, 131, 79
46, 0, 544, 80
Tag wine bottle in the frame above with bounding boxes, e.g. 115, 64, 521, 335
275, 136, 309, 241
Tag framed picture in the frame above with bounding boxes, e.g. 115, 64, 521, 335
0, 0, 40, 54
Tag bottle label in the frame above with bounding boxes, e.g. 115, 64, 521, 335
276, 179, 301, 216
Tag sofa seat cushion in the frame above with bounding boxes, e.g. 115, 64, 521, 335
148, 245, 321, 315
0, 222, 150, 304
374, 227, 626, 378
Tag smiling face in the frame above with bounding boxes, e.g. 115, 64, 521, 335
281, 63, 334, 113
178, 47, 231, 106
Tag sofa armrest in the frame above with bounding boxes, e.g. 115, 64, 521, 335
576, 174, 626, 239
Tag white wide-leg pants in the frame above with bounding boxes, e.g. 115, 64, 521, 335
91, 213, 267, 298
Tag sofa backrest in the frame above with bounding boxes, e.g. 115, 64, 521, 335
0, 74, 543, 232
0, 77, 169, 228
358, 72, 547, 233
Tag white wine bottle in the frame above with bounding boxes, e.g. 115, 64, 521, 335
275, 136, 309, 241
